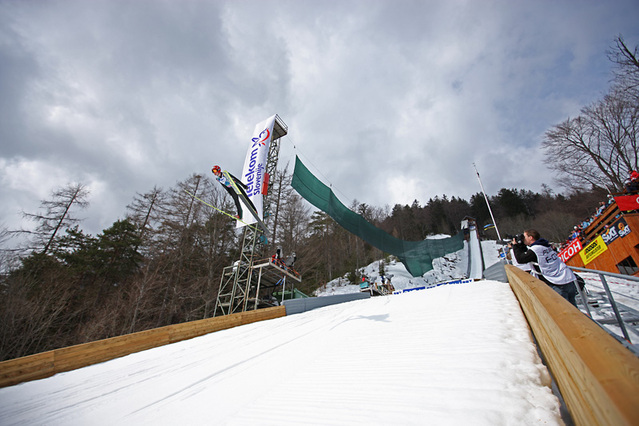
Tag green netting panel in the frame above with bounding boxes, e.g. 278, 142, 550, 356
291, 156, 464, 277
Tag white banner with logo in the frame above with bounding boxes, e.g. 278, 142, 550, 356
238, 115, 275, 227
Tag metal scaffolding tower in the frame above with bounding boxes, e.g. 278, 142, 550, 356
214, 115, 300, 316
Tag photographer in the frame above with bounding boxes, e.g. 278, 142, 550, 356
512, 229, 578, 307
506, 241, 532, 273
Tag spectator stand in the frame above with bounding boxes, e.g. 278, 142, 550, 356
563, 191, 639, 277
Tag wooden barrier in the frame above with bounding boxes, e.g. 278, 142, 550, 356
505, 265, 639, 425
0, 306, 286, 388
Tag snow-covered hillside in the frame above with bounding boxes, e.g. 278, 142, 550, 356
316, 236, 502, 296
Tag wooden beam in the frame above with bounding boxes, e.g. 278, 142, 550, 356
506, 265, 639, 425
0, 306, 286, 388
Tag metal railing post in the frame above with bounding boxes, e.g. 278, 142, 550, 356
598, 273, 632, 342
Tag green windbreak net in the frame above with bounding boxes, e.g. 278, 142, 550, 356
291, 156, 464, 277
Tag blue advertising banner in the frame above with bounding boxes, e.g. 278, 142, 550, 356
602, 217, 631, 244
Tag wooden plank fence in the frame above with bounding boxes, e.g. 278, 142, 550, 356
505, 265, 639, 425
0, 306, 286, 388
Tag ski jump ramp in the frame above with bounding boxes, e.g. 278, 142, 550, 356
467, 225, 485, 279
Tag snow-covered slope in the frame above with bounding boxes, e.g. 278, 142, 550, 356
0, 281, 562, 425
0, 236, 565, 425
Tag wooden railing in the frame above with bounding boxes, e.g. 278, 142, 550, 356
505, 265, 639, 425
582, 199, 620, 241
0, 306, 286, 388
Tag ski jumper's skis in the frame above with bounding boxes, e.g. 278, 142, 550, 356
184, 190, 262, 232
222, 171, 268, 234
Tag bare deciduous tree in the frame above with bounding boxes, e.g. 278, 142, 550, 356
543, 93, 639, 192
543, 37, 639, 192
21, 183, 89, 254
609, 35, 639, 101
267, 163, 295, 245
126, 186, 165, 256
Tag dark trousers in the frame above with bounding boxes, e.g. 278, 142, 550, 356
547, 281, 578, 307
223, 185, 257, 218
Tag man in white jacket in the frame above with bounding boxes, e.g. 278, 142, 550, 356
512, 229, 578, 307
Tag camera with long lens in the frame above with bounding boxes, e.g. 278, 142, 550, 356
506, 234, 525, 244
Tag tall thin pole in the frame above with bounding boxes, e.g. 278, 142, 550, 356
473, 163, 503, 241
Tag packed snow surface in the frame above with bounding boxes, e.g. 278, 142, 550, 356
0, 280, 562, 425
0, 235, 565, 425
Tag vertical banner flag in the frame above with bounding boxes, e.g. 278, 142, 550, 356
238, 115, 276, 227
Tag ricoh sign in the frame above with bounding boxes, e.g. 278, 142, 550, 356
558, 238, 582, 263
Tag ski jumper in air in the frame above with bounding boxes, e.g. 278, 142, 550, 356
212, 165, 257, 219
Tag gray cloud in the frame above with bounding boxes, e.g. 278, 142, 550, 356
1, 0, 638, 237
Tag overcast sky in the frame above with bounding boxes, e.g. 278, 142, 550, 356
1, 0, 638, 238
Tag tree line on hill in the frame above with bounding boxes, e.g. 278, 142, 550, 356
0, 174, 608, 361
0, 36, 636, 361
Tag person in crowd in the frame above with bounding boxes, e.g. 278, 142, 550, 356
624, 170, 639, 193
512, 229, 579, 307
387, 277, 395, 292
285, 252, 297, 268
595, 201, 606, 216
568, 226, 580, 241
271, 247, 286, 268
